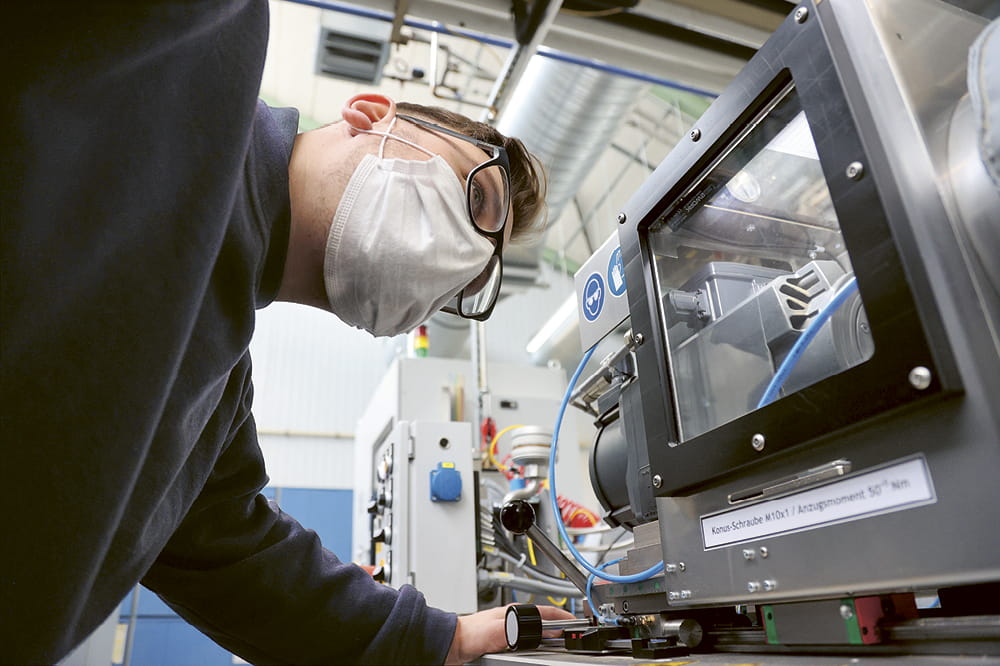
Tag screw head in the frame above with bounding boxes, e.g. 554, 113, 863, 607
794, 6, 809, 22
909, 366, 932, 390
846, 161, 865, 180
680, 589, 692, 599
690, 128, 702, 141
759, 547, 769, 558
665, 563, 678, 573
763, 579, 778, 592
751, 433, 766, 452
840, 604, 855, 620
668, 591, 680, 601
742, 549, 756, 561
748, 581, 762, 593
634, 333, 644, 346
652, 474, 663, 488
617, 212, 627, 225
678, 562, 686, 571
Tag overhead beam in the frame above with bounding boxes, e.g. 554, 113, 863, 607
351, 0, 752, 93
389, 0, 411, 42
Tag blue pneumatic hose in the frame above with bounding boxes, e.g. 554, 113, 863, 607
757, 276, 859, 409
547, 346, 665, 584
586, 558, 623, 622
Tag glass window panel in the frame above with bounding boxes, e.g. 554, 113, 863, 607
648, 85, 875, 442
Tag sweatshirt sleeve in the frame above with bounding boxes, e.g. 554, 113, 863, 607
142, 393, 458, 665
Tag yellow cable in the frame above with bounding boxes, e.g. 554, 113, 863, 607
488, 424, 525, 472
547, 596, 568, 606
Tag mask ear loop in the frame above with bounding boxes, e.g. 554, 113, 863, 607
356, 115, 437, 160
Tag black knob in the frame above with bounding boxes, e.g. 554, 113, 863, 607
371, 564, 388, 583
372, 526, 391, 544
500, 500, 536, 535
505, 604, 542, 650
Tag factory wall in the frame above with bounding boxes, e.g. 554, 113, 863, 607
250, 301, 395, 489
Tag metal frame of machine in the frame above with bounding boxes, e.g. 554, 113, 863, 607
612, 0, 1000, 607
545, 0, 1000, 658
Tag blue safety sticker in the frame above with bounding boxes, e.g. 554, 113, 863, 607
607, 246, 626, 297
583, 273, 605, 322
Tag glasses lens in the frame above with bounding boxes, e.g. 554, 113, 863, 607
469, 164, 510, 233
458, 254, 502, 317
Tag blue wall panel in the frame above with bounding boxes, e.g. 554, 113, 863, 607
278, 488, 353, 561
126, 618, 231, 666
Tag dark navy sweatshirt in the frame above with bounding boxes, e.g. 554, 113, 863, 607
1, 2, 455, 663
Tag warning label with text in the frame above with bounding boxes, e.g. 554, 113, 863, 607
701, 457, 936, 549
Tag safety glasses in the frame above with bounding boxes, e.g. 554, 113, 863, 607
397, 113, 510, 321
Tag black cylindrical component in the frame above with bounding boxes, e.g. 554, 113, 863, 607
505, 604, 543, 650
499, 499, 536, 535
589, 417, 630, 517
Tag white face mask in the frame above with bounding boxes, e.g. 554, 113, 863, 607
324, 117, 495, 337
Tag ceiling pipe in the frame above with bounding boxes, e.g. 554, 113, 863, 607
497, 56, 647, 224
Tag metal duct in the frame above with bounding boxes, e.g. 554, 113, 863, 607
497, 55, 647, 225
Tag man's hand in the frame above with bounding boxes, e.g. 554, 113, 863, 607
444, 603, 576, 665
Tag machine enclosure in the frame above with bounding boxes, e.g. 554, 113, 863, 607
596, 0, 1000, 610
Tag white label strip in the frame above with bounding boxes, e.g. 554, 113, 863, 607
701, 457, 935, 549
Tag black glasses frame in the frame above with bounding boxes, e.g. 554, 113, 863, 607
397, 113, 511, 321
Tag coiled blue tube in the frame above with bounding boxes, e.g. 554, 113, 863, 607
548, 346, 664, 583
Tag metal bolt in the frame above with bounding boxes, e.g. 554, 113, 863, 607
840, 604, 855, 620
668, 591, 680, 601
751, 433, 766, 452
678, 562, 686, 571
680, 589, 692, 599
909, 366, 932, 390
763, 579, 778, 592
748, 581, 762, 593
617, 212, 627, 225
652, 474, 662, 488
846, 161, 865, 180
742, 549, 756, 561
759, 547, 769, 559
690, 128, 702, 141
665, 563, 678, 573
794, 6, 809, 23
634, 333, 644, 346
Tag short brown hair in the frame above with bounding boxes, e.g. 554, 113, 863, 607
395, 102, 547, 245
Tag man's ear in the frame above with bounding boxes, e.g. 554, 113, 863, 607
342, 93, 396, 134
